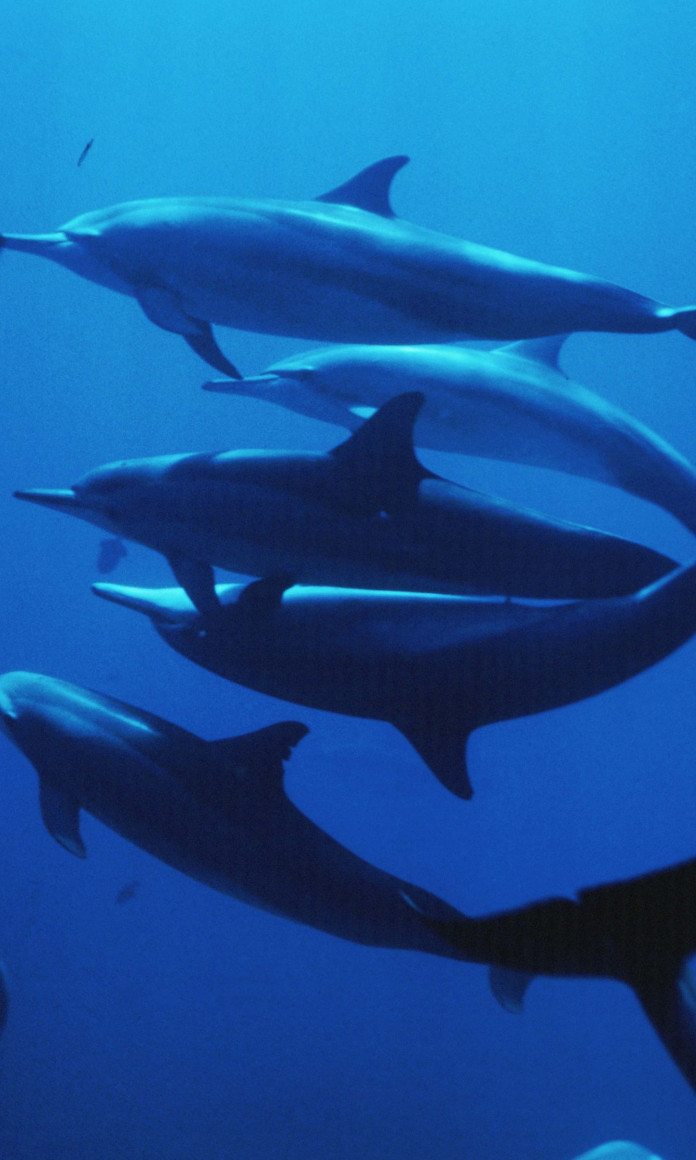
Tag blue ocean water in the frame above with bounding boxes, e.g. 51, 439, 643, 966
1, 2, 695, 1157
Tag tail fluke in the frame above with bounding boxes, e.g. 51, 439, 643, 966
415, 855, 696, 1094
629, 958, 696, 1095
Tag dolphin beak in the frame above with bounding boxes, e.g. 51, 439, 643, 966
14, 488, 82, 513
202, 373, 280, 394
92, 582, 199, 624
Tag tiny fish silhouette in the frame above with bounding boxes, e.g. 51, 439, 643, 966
115, 880, 139, 904
97, 537, 127, 574
77, 139, 94, 167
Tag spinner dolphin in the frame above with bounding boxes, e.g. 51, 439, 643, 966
93, 563, 696, 799
15, 393, 676, 610
209, 337, 696, 537
0, 671, 464, 950
3, 157, 696, 374
2, 673, 695, 1095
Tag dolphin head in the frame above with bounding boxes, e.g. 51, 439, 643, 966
92, 581, 248, 672
205, 344, 424, 430
15, 455, 188, 540
0, 671, 78, 756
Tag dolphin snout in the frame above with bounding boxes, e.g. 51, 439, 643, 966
14, 488, 81, 512
0, 671, 36, 735
202, 373, 280, 394
92, 582, 199, 624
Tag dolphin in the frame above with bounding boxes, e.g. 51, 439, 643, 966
14, 393, 676, 612
207, 337, 696, 537
2, 676, 696, 1096
409, 854, 696, 1097
0, 671, 467, 952
572, 1148, 663, 1160
3, 157, 696, 375
93, 562, 696, 799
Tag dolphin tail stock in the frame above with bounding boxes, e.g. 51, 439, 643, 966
412, 855, 696, 1092
672, 307, 696, 340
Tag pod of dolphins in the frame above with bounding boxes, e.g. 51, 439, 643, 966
3, 156, 696, 1136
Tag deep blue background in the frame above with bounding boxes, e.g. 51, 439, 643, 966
1, 3, 695, 1157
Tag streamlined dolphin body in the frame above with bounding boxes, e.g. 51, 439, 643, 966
3, 157, 696, 375
93, 563, 696, 798
15, 394, 676, 611
413, 855, 696, 1097
1, 674, 694, 1092
573, 1148, 663, 1160
209, 337, 696, 537
0, 671, 464, 950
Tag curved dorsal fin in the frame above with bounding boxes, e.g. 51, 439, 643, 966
237, 574, 296, 615
329, 392, 435, 515
496, 334, 569, 375
201, 721, 309, 812
315, 155, 409, 217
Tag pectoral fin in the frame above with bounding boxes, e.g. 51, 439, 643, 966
39, 779, 86, 858
167, 555, 219, 617
135, 288, 241, 378
184, 327, 242, 379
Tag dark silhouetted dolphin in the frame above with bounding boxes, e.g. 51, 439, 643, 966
14, 394, 676, 612
93, 563, 696, 799
0, 671, 464, 951
3, 157, 696, 374
208, 337, 696, 537
409, 855, 696, 1097
1, 673, 693, 1093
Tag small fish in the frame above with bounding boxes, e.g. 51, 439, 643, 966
115, 880, 139, 905
97, 537, 127, 574
77, 138, 94, 167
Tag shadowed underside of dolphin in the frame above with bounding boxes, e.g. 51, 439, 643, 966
14, 392, 677, 610
93, 561, 696, 799
3, 156, 696, 374
209, 336, 696, 538
1, 673, 695, 1098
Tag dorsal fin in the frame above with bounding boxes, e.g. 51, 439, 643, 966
393, 712, 475, 799
199, 721, 309, 815
315, 156, 409, 218
329, 392, 435, 515
236, 574, 296, 615
496, 334, 569, 375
